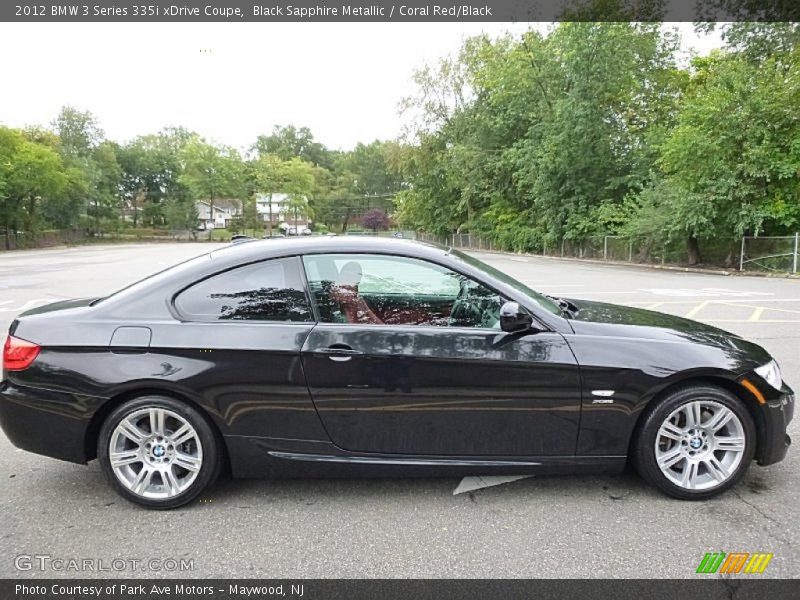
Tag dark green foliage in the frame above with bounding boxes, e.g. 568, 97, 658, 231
397, 23, 800, 265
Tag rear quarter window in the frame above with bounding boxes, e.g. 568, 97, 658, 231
174, 257, 312, 322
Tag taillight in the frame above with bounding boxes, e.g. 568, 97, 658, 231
2, 335, 41, 371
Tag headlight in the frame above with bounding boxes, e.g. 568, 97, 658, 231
755, 359, 782, 391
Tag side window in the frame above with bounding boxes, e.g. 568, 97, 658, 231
175, 257, 313, 322
302, 254, 506, 329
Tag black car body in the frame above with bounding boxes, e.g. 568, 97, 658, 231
0, 238, 793, 507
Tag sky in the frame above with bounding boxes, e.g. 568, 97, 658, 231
0, 22, 722, 152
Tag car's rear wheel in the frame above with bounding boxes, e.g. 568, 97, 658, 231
633, 384, 755, 500
98, 396, 221, 509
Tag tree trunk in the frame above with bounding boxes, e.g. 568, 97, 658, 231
342, 207, 351, 233
686, 235, 702, 265
267, 192, 273, 236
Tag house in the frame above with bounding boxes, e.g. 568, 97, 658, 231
255, 193, 312, 230
195, 199, 242, 230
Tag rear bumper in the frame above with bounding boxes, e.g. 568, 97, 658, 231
757, 384, 794, 467
0, 380, 102, 464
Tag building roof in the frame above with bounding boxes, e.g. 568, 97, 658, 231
195, 198, 242, 211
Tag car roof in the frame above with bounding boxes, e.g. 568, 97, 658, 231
209, 236, 449, 264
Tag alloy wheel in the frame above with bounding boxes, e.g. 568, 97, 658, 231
108, 407, 203, 499
654, 400, 746, 491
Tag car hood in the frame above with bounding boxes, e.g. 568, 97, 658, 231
565, 298, 770, 363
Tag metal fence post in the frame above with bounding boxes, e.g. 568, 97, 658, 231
793, 232, 799, 274
603, 236, 608, 260
740, 236, 746, 272
628, 241, 633, 262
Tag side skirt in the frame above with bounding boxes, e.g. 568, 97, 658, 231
224, 435, 627, 479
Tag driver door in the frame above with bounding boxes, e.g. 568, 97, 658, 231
300, 253, 581, 456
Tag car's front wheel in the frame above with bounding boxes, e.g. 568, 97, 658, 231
98, 396, 221, 509
633, 384, 756, 500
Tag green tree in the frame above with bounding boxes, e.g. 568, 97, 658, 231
0, 127, 69, 248
251, 154, 288, 235
163, 197, 199, 238
85, 141, 122, 235
253, 125, 334, 169
282, 157, 316, 231
117, 131, 188, 228
52, 106, 104, 159
656, 48, 800, 263
398, 23, 680, 251
179, 137, 246, 227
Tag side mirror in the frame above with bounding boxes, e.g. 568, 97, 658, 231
500, 301, 534, 333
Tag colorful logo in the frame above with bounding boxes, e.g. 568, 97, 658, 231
696, 552, 773, 574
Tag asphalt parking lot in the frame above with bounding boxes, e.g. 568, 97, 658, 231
0, 243, 798, 579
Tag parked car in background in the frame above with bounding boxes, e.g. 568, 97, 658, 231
286, 226, 312, 236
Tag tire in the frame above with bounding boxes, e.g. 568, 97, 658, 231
632, 384, 755, 500
98, 395, 222, 509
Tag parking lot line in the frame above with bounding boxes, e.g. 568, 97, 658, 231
629, 298, 800, 305
684, 301, 711, 319
717, 300, 800, 316
705, 318, 800, 323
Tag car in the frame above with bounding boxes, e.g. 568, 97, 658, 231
286, 226, 312, 236
230, 234, 255, 244
0, 238, 793, 509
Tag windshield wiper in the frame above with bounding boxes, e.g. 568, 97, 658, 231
546, 294, 579, 318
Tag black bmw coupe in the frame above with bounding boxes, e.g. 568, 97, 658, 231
0, 238, 793, 508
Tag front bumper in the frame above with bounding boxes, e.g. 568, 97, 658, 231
0, 380, 102, 464
757, 384, 794, 466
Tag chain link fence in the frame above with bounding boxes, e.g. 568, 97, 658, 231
740, 235, 800, 273
415, 232, 800, 274
1, 228, 87, 251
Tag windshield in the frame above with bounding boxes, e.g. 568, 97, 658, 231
449, 249, 562, 316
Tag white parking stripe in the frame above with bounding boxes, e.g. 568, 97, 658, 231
640, 288, 774, 297
0, 298, 52, 312
454, 475, 532, 495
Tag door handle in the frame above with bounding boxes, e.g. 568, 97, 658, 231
316, 345, 363, 362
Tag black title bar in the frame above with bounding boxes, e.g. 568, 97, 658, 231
3, 1, 800, 22
4, 579, 800, 600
